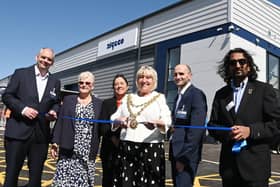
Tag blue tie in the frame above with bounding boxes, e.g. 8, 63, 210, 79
175, 93, 182, 112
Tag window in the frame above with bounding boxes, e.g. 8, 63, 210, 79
166, 47, 180, 109
268, 53, 280, 89
64, 84, 79, 92
167, 48, 180, 81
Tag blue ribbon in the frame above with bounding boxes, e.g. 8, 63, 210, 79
49, 114, 229, 131
174, 125, 246, 153
58, 116, 233, 131
174, 125, 232, 131
43, 113, 247, 153
62, 115, 113, 124
232, 140, 247, 153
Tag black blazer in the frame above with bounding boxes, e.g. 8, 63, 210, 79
99, 97, 117, 137
99, 97, 121, 159
2, 66, 61, 142
52, 94, 102, 160
208, 80, 280, 181
171, 85, 207, 164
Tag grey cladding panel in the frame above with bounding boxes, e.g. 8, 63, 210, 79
94, 45, 155, 99
141, 0, 228, 46
138, 45, 155, 67
57, 46, 155, 100
93, 51, 137, 99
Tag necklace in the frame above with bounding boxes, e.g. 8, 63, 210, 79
127, 93, 160, 129
128, 98, 147, 108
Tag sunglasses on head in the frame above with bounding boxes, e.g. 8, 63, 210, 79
229, 59, 247, 66
78, 81, 91, 86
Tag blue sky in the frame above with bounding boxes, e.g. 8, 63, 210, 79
0, 0, 179, 79
0, 0, 279, 79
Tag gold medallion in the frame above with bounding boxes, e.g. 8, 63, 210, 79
127, 93, 160, 129
130, 117, 138, 129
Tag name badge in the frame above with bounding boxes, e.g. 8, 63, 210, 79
176, 105, 187, 119
226, 101, 235, 111
50, 88, 56, 98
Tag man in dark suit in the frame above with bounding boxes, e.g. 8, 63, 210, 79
170, 64, 207, 187
2, 48, 61, 187
208, 48, 280, 187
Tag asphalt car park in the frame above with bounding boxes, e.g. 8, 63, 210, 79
0, 130, 279, 187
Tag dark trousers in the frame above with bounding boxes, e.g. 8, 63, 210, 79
100, 137, 120, 187
4, 135, 48, 187
101, 158, 115, 187
222, 177, 268, 187
171, 158, 199, 187
221, 161, 269, 187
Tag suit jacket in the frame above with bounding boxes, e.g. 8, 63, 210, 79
99, 97, 121, 160
171, 85, 207, 165
208, 80, 280, 181
2, 66, 61, 143
52, 94, 102, 160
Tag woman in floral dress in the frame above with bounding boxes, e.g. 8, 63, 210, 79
51, 71, 102, 187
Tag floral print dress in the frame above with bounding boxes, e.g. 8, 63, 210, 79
52, 102, 96, 187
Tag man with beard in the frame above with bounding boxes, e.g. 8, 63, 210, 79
208, 48, 280, 187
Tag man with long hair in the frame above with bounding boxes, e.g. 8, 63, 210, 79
208, 48, 280, 187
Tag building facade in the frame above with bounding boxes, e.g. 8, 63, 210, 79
1, 0, 280, 115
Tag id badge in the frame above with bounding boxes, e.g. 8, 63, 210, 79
226, 101, 235, 111
176, 109, 187, 119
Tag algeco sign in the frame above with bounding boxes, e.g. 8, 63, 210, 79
107, 38, 124, 50
97, 27, 138, 57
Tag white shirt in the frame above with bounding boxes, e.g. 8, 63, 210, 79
21, 65, 50, 115
175, 81, 191, 111
111, 91, 172, 143
231, 78, 248, 113
35, 65, 49, 102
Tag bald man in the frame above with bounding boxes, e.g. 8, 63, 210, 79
170, 64, 207, 187
2, 48, 61, 187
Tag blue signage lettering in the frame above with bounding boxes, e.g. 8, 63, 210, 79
106, 38, 124, 50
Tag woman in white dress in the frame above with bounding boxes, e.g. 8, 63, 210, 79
111, 66, 172, 187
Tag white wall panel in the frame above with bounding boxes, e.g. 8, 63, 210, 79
180, 34, 230, 114
180, 33, 267, 114
230, 34, 267, 82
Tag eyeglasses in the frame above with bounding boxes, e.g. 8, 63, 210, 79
229, 59, 247, 66
78, 81, 91, 86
